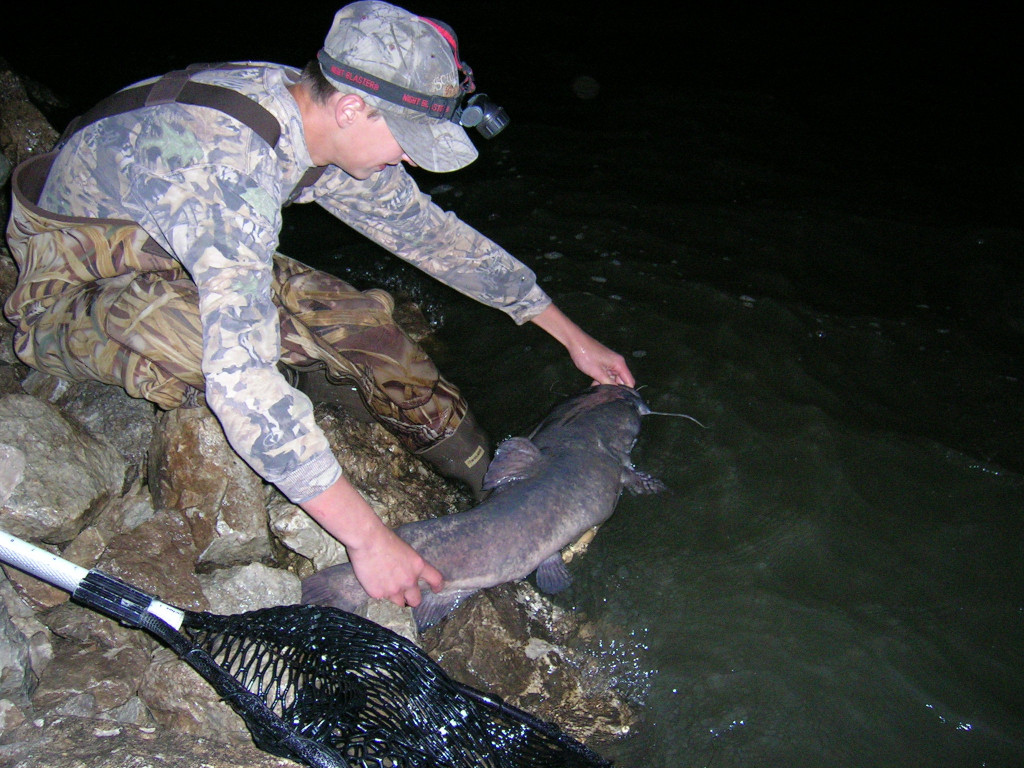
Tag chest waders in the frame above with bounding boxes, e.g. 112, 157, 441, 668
4, 65, 490, 497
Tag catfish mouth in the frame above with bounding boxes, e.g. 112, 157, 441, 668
599, 384, 650, 415
613, 384, 708, 428
556, 384, 647, 424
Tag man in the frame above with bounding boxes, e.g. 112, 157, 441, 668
4, 1, 634, 610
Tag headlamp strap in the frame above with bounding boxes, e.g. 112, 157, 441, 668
317, 49, 462, 121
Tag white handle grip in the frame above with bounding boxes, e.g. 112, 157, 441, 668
0, 529, 88, 593
0, 529, 184, 629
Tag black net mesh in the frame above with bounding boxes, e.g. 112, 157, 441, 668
177, 604, 613, 768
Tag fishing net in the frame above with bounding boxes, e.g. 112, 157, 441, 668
1, 532, 613, 767
136, 602, 612, 768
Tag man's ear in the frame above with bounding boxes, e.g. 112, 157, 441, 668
333, 93, 368, 128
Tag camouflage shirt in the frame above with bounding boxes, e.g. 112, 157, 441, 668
38, 62, 551, 504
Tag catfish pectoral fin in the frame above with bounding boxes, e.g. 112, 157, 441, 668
624, 467, 667, 495
482, 436, 546, 491
535, 554, 573, 594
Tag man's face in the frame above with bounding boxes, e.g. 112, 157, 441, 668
334, 108, 414, 179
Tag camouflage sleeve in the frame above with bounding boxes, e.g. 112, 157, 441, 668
135, 164, 342, 504
308, 165, 552, 325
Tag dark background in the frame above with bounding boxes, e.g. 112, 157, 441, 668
3, 1, 1018, 217
2, 1, 1020, 316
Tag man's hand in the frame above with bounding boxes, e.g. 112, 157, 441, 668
567, 337, 634, 388
301, 476, 445, 608
346, 523, 444, 608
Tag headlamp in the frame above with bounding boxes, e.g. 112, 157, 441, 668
456, 94, 509, 139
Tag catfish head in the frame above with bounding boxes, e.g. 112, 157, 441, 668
523, 385, 649, 470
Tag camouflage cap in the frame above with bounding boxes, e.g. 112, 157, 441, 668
319, 1, 478, 172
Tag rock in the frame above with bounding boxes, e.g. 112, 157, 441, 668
73, 481, 158, 542
364, 599, 419, 645
197, 562, 301, 615
0, 251, 20, 321
0, 577, 52, 688
149, 405, 273, 568
0, 714, 302, 768
0, 394, 125, 544
30, 638, 152, 720
0, 62, 59, 167
0, 148, 10, 190
0, 442, 26, 507
0, 596, 34, 703
18, 369, 72, 403
37, 600, 151, 657
60, 525, 107, 572
55, 380, 157, 494
421, 581, 638, 745
0, 353, 25, 395
139, 646, 253, 746
267, 492, 348, 574
0, 697, 27, 732
97, 512, 208, 612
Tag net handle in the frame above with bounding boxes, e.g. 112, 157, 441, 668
0, 528, 184, 629
0, 528, 86, 591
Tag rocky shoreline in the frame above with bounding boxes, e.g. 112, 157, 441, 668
0, 57, 637, 767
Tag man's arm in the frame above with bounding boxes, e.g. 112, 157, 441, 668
312, 167, 636, 386
530, 304, 635, 387
311, 165, 550, 324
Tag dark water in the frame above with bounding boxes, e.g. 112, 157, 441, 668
287, 96, 1023, 768
5, 3, 1022, 766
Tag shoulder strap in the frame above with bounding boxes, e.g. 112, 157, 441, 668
286, 165, 328, 204
56, 63, 329, 203
58, 64, 281, 150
